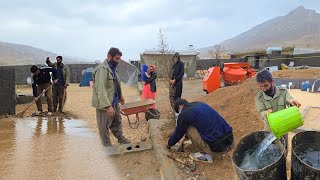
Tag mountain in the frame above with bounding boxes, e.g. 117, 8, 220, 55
199, 6, 320, 57
0, 41, 81, 65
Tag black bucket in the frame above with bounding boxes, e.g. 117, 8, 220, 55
291, 131, 320, 180
232, 131, 287, 180
145, 108, 160, 121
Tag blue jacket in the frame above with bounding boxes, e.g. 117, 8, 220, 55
141, 64, 149, 82
168, 102, 233, 152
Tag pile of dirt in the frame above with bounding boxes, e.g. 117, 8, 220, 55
273, 69, 320, 79
198, 79, 263, 140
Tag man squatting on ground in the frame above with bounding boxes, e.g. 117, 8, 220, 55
167, 99, 234, 163
46, 56, 70, 113
30, 65, 58, 116
92, 47, 130, 146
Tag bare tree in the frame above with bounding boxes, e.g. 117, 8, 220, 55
157, 29, 172, 80
157, 29, 175, 117
208, 44, 222, 66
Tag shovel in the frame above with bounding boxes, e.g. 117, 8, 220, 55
17, 85, 52, 117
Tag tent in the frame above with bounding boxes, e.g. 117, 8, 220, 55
80, 68, 94, 87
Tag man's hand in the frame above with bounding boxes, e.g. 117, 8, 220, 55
170, 79, 176, 85
166, 144, 171, 149
34, 97, 39, 101
53, 79, 58, 84
289, 99, 301, 108
120, 98, 125, 105
265, 109, 272, 116
106, 106, 115, 117
64, 84, 68, 88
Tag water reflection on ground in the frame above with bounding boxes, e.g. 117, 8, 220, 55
0, 117, 119, 179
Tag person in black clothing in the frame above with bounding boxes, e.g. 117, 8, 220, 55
170, 52, 184, 108
167, 99, 234, 163
30, 65, 58, 115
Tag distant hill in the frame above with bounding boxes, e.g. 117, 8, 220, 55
199, 6, 320, 58
0, 41, 81, 65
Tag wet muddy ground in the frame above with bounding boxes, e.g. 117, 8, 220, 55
0, 117, 159, 179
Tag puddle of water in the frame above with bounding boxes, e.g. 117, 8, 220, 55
0, 117, 120, 179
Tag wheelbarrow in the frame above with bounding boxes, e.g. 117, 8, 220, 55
120, 99, 156, 129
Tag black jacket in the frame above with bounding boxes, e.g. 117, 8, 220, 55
32, 66, 57, 96
171, 60, 184, 83
145, 72, 157, 92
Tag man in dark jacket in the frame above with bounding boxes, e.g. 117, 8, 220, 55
170, 52, 184, 108
46, 56, 70, 113
30, 65, 58, 116
167, 99, 233, 163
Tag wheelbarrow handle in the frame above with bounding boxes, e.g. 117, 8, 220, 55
126, 114, 140, 129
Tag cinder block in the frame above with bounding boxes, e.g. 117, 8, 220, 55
0, 95, 11, 105
105, 142, 153, 156
2, 80, 9, 88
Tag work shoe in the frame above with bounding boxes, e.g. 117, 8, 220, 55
189, 152, 213, 163
35, 111, 43, 116
103, 142, 112, 147
118, 137, 131, 144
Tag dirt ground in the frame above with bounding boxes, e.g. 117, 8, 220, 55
13, 83, 160, 180
10, 77, 320, 179
273, 68, 320, 79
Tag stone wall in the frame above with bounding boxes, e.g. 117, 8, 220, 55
0, 66, 16, 115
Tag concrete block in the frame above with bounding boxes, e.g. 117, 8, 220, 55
148, 119, 183, 180
2, 80, 10, 88
104, 142, 153, 156
0, 95, 11, 105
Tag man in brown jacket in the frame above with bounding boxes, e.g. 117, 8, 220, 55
46, 56, 70, 113
91, 47, 130, 146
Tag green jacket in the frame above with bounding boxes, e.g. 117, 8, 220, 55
255, 86, 293, 130
91, 61, 123, 110
46, 60, 70, 85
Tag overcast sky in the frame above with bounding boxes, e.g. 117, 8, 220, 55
0, 0, 319, 61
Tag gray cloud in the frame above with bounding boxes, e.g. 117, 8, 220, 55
0, 0, 319, 60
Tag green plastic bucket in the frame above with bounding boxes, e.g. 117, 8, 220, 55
267, 106, 304, 139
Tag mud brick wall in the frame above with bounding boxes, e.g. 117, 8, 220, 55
0, 66, 16, 115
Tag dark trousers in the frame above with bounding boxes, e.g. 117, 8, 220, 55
169, 81, 183, 109
174, 81, 183, 100
52, 85, 66, 112
36, 83, 53, 112
96, 104, 124, 146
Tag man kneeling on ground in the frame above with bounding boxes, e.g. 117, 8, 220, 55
167, 99, 234, 163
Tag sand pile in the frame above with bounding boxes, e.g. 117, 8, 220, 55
273, 69, 320, 79
198, 78, 264, 143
